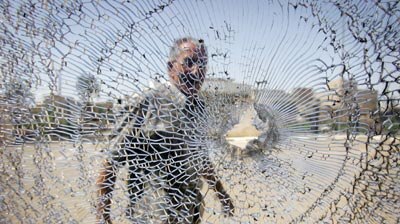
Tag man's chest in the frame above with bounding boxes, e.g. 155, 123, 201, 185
141, 94, 205, 131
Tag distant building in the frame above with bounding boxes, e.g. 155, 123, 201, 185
319, 77, 378, 131
201, 78, 253, 101
290, 88, 321, 132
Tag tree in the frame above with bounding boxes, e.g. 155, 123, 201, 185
76, 73, 101, 102
0, 77, 35, 143
1, 78, 35, 106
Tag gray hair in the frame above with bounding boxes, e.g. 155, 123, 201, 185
169, 37, 207, 62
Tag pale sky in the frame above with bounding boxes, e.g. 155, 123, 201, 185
8, 0, 390, 103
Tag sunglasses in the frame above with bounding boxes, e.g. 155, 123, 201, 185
180, 56, 208, 69
179, 73, 204, 87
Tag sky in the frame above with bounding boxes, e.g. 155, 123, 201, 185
3, 0, 393, 103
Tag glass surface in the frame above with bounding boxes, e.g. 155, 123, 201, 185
0, 0, 399, 223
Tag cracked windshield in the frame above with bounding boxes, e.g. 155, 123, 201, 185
1, 0, 399, 223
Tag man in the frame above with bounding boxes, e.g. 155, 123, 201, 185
97, 37, 234, 224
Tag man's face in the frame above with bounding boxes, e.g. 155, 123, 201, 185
168, 41, 207, 96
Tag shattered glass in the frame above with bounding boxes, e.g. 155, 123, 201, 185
0, 0, 399, 223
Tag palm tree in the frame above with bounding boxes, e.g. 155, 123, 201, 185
76, 73, 100, 103
75, 73, 102, 137
1, 77, 35, 143
2, 78, 35, 106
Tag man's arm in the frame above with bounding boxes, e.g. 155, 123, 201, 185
96, 160, 117, 224
193, 98, 234, 215
96, 99, 148, 223
202, 159, 234, 216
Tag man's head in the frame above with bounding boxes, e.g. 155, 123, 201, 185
168, 37, 208, 96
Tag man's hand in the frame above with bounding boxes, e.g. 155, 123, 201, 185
217, 188, 235, 216
96, 192, 113, 224
220, 193, 235, 216
202, 160, 235, 216
96, 160, 116, 224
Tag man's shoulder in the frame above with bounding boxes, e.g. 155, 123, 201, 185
114, 82, 168, 106
114, 81, 187, 112
147, 81, 187, 105
113, 92, 146, 113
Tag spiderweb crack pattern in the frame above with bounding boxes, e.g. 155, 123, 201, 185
0, 0, 399, 223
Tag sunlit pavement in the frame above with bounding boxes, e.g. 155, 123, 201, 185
5, 134, 396, 223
